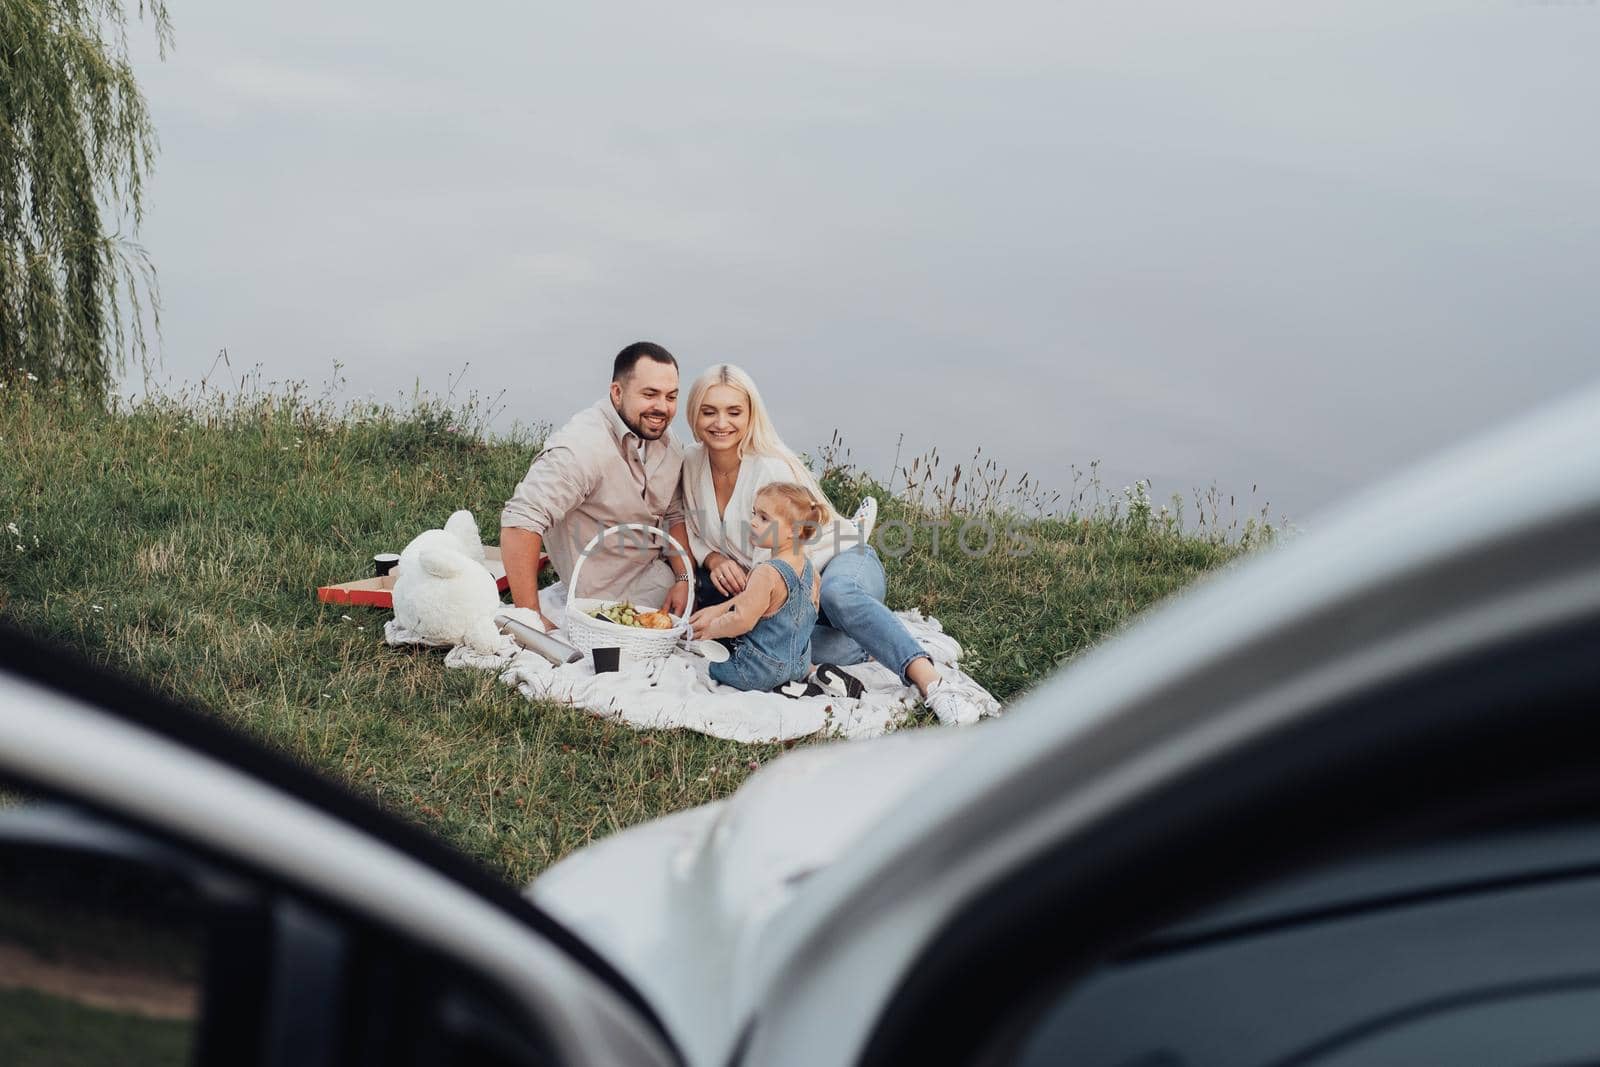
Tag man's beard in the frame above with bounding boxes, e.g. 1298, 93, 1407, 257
618, 402, 669, 441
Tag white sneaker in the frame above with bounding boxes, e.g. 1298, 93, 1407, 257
852, 496, 878, 544
924, 674, 992, 726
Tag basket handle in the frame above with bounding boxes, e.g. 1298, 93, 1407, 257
565, 523, 695, 619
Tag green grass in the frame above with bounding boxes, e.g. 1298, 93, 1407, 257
0, 379, 1266, 884
0, 987, 193, 1067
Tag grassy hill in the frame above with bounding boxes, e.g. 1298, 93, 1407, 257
0, 379, 1268, 884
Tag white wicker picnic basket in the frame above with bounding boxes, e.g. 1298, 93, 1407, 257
563, 523, 694, 662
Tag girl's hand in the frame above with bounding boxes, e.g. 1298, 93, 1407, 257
688, 607, 722, 640
710, 557, 748, 596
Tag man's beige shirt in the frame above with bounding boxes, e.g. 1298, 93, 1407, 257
501, 399, 686, 606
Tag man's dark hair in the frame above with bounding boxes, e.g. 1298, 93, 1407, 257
613, 341, 678, 382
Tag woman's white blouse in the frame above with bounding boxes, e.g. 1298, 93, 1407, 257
681, 444, 862, 573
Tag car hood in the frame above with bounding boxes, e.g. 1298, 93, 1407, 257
528, 725, 979, 1062
528, 386, 1600, 1066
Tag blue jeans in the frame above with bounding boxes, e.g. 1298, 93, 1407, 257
693, 565, 732, 612
811, 546, 931, 684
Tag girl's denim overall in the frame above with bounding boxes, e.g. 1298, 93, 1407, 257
709, 558, 816, 692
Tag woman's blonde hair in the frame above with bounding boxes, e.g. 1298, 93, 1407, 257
686, 363, 839, 521
756, 482, 827, 541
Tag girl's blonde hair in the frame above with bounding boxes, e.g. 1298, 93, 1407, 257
756, 482, 827, 542
686, 363, 839, 522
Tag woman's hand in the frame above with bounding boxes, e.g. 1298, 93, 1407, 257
707, 554, 749, 597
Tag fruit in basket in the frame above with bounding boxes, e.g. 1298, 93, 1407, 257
589, 602, 676, 629
590, 602, 637, 626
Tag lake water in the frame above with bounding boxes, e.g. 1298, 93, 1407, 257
123, 0, 1600, 525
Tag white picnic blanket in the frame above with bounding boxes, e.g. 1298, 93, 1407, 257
385, 582, 999, 743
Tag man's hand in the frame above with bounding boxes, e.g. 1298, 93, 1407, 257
497, 605, 547, 634
663, 579, 690, 619
707, 553, 748, 596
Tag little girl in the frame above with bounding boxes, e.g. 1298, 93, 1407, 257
689, 482, 823, 693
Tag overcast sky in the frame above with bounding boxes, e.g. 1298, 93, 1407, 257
124, 0, 1599, 524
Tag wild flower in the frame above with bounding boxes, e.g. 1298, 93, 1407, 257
25, 373, 38, 382
4, 522, 18, 536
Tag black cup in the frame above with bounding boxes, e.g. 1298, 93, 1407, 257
592, 647, 621, 674
373, 553, 400, 578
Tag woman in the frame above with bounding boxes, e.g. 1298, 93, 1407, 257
681, 364, 988, 725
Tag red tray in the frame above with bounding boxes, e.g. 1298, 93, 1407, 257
316, 547, 537, 609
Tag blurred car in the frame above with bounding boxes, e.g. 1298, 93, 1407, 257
2, 386, 1597, 1066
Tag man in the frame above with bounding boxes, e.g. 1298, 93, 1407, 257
501, 342, 694, 627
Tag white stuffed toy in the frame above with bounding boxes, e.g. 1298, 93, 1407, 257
391, 510, 503, 654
